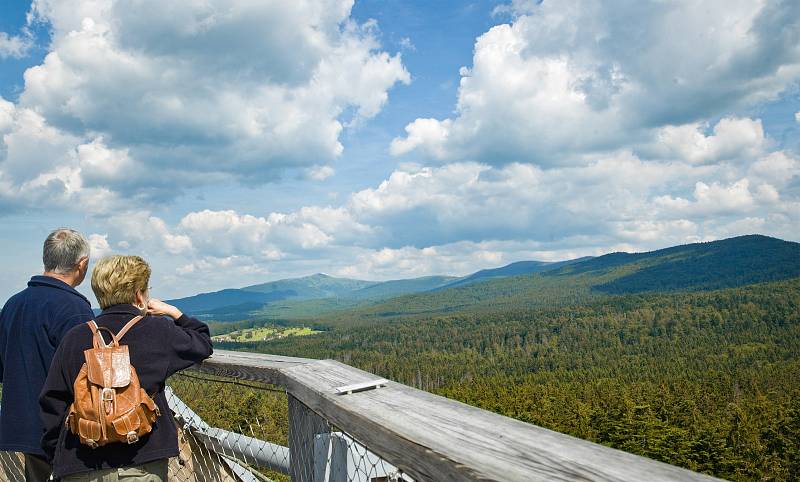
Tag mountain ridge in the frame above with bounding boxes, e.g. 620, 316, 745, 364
170, 235, 799, 322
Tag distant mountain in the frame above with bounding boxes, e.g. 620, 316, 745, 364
171, 235, 799, 323
307, 235, 800, 327
167, 289, 283, 313
439, 258, 592, 290
243, 273, 376, 300
171, 274, 456, 319
560, 235, 800, 294
350, 276, 459, 299
186, 301, 270, 322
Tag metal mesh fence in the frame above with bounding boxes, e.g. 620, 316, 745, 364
0, 450, 24, 481
169, 368, 415, 482
0, 367, 414, 481
167, 370, 291, 482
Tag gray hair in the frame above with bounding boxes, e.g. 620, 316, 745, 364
43, 228, 90, 273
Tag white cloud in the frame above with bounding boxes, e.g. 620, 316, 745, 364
0, 31, 33, 59
392, 0, 800, 165
648, 117, 767, 164
176, 206, 372, 258
795, 111, 800, 123
94, 141, 798, 288
389, 118, 452, 158
76, 138, 137, 185
0, 102, 160, 213
399, 37, 415, 52
2, 1, 798, 297
0, 0, 409, 210
693, 179, 756, 214
87, 233, 113, 258
107, 212, 192, 255
748, 151, 799, 187
305, 165, 335, 181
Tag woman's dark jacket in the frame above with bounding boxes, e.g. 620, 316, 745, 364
39, 304, 213, 479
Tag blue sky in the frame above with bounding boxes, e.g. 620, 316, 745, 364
0, 0, 798, 302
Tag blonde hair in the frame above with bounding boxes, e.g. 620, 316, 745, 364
91, 255, 151, 309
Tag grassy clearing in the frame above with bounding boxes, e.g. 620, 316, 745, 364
212, 324, 320, 343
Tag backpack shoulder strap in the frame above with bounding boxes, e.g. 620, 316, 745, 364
86, 320, 118, 348
115, 315, 144, 342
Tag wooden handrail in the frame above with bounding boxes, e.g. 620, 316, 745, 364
196, 350, 725, 482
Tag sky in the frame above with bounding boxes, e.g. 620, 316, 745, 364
0, 0, 798, 303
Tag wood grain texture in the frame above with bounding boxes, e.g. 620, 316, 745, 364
192, 349, 314, 386
192, 351, 726, 482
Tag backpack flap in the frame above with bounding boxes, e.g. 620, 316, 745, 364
112, 409, 142, 441
84, 346, 132, 388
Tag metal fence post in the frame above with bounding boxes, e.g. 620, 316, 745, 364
289, 394, 330, 482
313, 433, 348, 482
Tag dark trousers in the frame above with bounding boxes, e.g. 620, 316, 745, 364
24, 453, 51, 482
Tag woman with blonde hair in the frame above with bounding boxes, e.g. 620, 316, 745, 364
39, 255, 213, 481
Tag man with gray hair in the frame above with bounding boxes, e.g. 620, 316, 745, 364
0, 228, 94, 481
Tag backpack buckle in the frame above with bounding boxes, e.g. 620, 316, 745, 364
126, 431, 139, 444
101, 388, 114, 402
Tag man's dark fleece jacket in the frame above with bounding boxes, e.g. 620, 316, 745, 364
39, 304, 213, 479
0, 275, 94, 456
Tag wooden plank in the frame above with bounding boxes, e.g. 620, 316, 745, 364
281, 360, 726, 482
192, 349, 314, 386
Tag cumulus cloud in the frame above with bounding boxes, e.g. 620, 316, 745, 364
98, 142, 799, 286
178, 206, 372, 256
2, 0, 798, 295
105, 212, 193, 255
0, 30, 34, 59
647, 117, 767, 164
0, 0, 409, 210
0, 101, 123, 212
392, 0, 800, 165
87, 233, 113, 258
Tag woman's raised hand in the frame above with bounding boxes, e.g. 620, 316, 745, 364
146, 299, 183, 319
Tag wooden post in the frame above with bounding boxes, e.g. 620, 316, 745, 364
289, 394, 330, 482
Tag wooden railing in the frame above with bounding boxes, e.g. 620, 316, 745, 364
191, 350, 726, 482
0, 349, 728, 481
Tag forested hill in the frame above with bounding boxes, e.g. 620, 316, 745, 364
563, 234, 800, 294
303, 235, 799, 327
219, 278, 800, 480
436, 257, 591, 289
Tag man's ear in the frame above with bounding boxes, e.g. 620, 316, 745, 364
77, 256, 89, 273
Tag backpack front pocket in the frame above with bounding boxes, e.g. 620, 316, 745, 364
111, 409, 141, 438
77, 418, 102, 445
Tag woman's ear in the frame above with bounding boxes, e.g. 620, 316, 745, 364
134, 290, 147, 308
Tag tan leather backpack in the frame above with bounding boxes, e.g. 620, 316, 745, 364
66, 316, 160, 448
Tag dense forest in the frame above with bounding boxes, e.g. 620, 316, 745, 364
212, 279, 800, 481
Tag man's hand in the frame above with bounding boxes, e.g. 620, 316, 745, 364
146, 299, 183, 320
